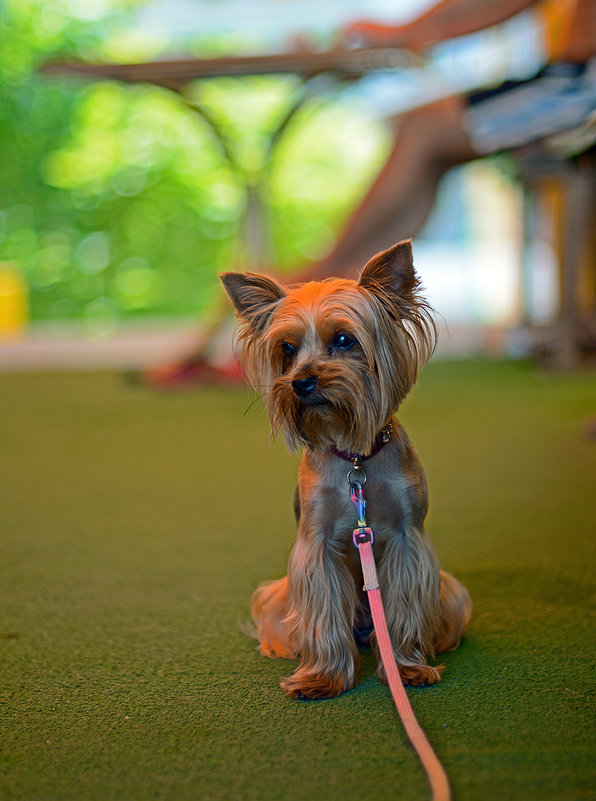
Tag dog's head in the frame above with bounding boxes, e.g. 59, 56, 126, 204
220, 240, 435, 453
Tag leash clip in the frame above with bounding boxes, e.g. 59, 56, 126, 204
349, 481, 366, 521
349, 465, 375, 548
353, 526, 374, 548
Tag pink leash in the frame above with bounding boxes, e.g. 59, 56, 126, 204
350, 467, 451, 801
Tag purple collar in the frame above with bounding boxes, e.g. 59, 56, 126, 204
329, 422, 393, 465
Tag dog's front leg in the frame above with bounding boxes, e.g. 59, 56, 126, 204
377, 526, 443, 686
280, 532, 359, 699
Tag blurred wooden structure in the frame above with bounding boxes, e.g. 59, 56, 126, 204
42, 48, 596, 368
41, 48, 417, 87
43, 47, 418, 272
515, 132, 596, 368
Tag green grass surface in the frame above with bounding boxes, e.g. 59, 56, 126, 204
1, 360, 595, 801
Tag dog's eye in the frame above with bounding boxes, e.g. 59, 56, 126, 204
281, 342, 297, 358
330, 332, 356, 352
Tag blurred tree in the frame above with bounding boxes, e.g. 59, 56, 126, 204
0, 0, 387, 332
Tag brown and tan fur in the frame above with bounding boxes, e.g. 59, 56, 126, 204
221, 240, 471, 700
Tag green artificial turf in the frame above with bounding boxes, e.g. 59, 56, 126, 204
1, 360, 595, 801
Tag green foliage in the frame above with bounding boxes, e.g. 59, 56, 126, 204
0, 0, 388, 329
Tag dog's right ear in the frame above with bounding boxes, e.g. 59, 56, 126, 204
220, 272, 286, 331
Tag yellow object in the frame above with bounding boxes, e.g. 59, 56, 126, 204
539, 0, 580, 61
0, 262, 29, 339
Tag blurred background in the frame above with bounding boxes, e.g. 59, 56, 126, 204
0, 0, 594, 373
2, 8, 595, 800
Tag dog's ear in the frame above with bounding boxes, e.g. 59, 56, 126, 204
220, 271, 286, 331
357, 240, 417, 299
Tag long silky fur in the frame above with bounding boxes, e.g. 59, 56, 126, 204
230, 275, 436, 455
280, 534, 359, 699
375, 526, 443, 685
220, 241, 470, 700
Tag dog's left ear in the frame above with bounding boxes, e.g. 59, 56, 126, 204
220, 271, 286, 331
357, 240, 417, 299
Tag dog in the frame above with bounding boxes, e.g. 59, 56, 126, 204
221, 240, 471, 700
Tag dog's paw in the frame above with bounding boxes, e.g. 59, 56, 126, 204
377, 661, 443, 687
280, 667, 352, 700
400, 663, 444, 686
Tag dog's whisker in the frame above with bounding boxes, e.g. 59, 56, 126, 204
243, 393, 267, 416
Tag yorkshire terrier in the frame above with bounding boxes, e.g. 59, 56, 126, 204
221, 240, 471, 700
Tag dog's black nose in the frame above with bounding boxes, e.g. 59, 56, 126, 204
292, 376, 317, 397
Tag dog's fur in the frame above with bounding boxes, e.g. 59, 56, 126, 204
221, 240, 471, 699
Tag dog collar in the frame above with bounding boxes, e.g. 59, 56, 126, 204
329, 421, 393, 466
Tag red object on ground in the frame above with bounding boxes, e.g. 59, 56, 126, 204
145, 359, 245, 391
